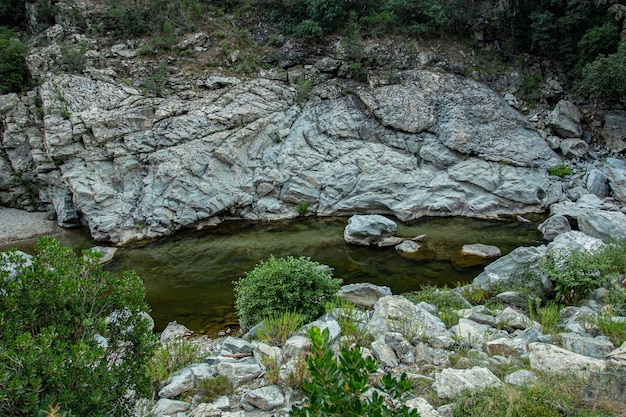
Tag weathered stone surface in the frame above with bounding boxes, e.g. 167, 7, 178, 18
344, 215, 397, 246
538, 214, 571, 241
495, 291, 531, 309
504, 369, 538, 386
187, 404, 221, 417
583, 371, 626, 407
457, 309, 499, 327
371, 337, 399, 367
558, 333, 615, 359
1, 71, 561, 244
222, 336, 254, 355
216, 361, 263, 384
367, 296, 451, 342
528, 342, 606, 378
336, 283, 392, 308
385, 332, 416, 364
160, 321, 192, 343
487, 337, 528, 356
452, 243, 501, 267
433, 367, 502, 399
560, 138, 588, 158
452, 318, 507, 348
496, 307, 533, 330
547, 100, 582, 138
578, 210, 626, 241
405, 397, 440, 417
605, 157, 626, 206
282, 335, 310, 360
472, 246, 548, 291
153, 398, 190, 416
601, 110, 626, 152
586, 167, 609, 198
546, 230, 605, 253
242, 385, 285, 411
549, 194, 608, 220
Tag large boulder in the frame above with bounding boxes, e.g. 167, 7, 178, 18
538, 214, 571, 241
547, 100, 582, 138
605, 157, 626, 206
433, 367, 502, 399
546, 230, 605, 253
471, 246, 549, 291
336, 283, 392, 308
528, 342, 606, 378
343, 215, 397, 246
578, 210, 626, 241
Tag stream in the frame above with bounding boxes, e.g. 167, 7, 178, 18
2, 215, 545, 336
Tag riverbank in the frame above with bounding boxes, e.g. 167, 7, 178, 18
0, 207, 59, 246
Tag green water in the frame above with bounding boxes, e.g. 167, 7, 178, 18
1, 216, 545, 336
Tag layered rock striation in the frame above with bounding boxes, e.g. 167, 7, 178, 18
1, 70, 561, 244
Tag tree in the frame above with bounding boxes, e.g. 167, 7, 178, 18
0, 27, 30, 94
0, 237, 156, 416
578, 40, 626, 101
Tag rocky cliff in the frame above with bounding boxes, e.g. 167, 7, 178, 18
0, 67, 563, 244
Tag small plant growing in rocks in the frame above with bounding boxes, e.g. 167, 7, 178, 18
291, 327, 419, 417
548, 164, 573, 177
257, 311, 305, 346
197, 375, 233, 403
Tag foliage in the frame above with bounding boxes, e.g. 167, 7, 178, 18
519, 72, 542, 107
59, 43, 87, 73
295, 201, 309, 215
257, 311, 305, 347
146, 338, 202, 387
294, 79, 313, 103
529, 300, 561, 335
140, 62, 168, 96
454, 372, 621, 417
291, 327, 419, 417
548, 164, 572, 177
542, 242, 626, 305
325, 298, 373, 348
0, 27, 30, 94
597, 311, 626, 347
404, 285, 469, 311
233, 255, 341, 330
0, 236, 156, 417
578, 40, 626, 101
197, 375, 233, 403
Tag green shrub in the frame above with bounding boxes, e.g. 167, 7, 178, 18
542, 243, 626, 305
0, 27, 30, 94
404, 285, 469, 311
257, 311, 305, 346
295, 201, 309, 215
291, 327, 419, 417
548, 164, 572, 177
578, 40, 626, 101
529, 300, 561, 335
146, 338, 202, 387
294, 79, 313, 103
197, 375, 233, 402
60, 43, 87, 73
0, 236, 156, 417
233, 255, 341, 330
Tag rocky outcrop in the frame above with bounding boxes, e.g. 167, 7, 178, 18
1, 70, 561, 244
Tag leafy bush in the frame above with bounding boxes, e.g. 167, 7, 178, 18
197, 375, 233, 402
578, 40, 626, 100
291, 327, 419, 417
257, 311, 305, 346
542, 242, 626, 305
233, 255, 341, 330
0, 236, 156, 417
0, 27, 30, 94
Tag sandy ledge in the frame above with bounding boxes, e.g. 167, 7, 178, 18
0, 207, 60, 246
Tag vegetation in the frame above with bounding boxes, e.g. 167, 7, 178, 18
454, 373, 623, 417
548, 164, 573, 177
542, 241, 626, 305
233, 255, 342, 330
0, 27, 30, 94
291, 327, 419, 417
0, 236, 156, 417
146, 338, 202, 388
197, 375, 234, 403
325, 298, 373, 348
257, 311, 305, 346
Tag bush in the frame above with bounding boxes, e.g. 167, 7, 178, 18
578, 40, 626, 101
291, 327, 419, 417
197, 375, 233, 402
0, 27, 30, 94
146, 339, 202, 387
233, 255, 341, 330
542, 242, 626, 305
0, 236, 156, 417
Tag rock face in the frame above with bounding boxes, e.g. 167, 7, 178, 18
0, 70, 561, 244
547, 100, 583, 138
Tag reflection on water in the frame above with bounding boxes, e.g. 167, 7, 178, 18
1, 216, 544, 336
